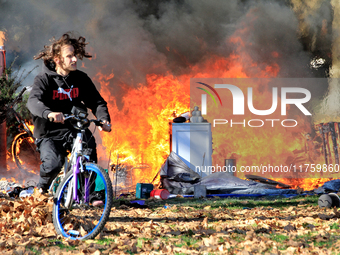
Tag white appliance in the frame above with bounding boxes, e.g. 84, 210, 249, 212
171, 123, 213, 177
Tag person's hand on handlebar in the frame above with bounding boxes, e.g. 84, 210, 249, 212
99, 120, 111, 132
48, 112, 65, 124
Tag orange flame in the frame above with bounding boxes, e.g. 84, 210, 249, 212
95, 72, 189, 187
92, 25, 330, 192
9, 122, 39, 176
88, 11, 328, 191
25, 122, 34, 133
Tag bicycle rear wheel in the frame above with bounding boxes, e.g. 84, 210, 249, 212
52, 162, 113, 240
12, 132, 40, 175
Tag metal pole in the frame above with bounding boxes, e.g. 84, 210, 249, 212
115, 154, 119, 198
0, 45, 6, 172
318, 124, 329, 165
330, 122, 339, 164
0, 45, 5, 74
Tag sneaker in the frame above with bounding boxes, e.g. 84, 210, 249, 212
92, 200, 104, 207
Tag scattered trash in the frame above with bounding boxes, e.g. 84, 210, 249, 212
7, 186, 23, 198
246, 175, 291, 189
136, 183, 154, 199
194, 185, 206, 198
119, 200, 148, 209
160, 152, 300, 196
180, 111, 190, 121
150, 189, 170, 200
190, 106, 206, 123
173, 116, 186, 123
318, 193, 340, 208
160, 151, 200, 194
1, 179, 38, 198
6, 185, 36, 198
164, 204, 172, 209
130, 200, 145, 205
320, 179, 340, 192
314, 186, 326, 194
19, 186, 34, 198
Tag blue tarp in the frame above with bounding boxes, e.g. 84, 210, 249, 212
182, 192, 305, 198
321, 179, 340, 192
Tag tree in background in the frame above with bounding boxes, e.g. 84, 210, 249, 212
0, 60, 34, 171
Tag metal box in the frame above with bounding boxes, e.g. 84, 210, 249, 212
171, 123, 212, 177
136, 183, 154, 199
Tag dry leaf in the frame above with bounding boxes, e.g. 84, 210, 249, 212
202, 217, 208, 228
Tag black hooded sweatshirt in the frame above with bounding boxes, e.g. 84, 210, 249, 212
27, 63, 111, 139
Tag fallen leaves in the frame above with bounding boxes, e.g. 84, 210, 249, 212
0, 193, 56, 251
104, 198, 340, 254
0, 195, 340, 254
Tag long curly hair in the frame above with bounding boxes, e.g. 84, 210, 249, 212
34, 32, 92, 67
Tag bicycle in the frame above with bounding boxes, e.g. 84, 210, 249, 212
52, 106, 113, 240
0, 86, 41, 175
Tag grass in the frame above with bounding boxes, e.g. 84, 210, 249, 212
270, 233, 289, 243
330, 222, 340, 230
27, 247, 40, 255
94, 238, 115, 245
230, 233, 245, 242
178, 235, 200, 247
136, 238, 144, 249
131, 193, 320, 211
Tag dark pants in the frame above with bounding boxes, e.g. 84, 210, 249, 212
36, 129, 97, 191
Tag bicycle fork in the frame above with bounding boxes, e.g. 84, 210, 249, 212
72, 132, 90, 204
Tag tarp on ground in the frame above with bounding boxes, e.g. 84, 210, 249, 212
316, 179, 340, 193
161, 152, 297, 195
159, 151, 201, 183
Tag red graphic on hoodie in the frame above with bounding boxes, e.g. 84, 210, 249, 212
52, 87, 79, 100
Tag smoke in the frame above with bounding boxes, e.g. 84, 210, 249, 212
0, 0, 335, 116
291, 0, 332, 53
1, 0, 338, 181
0, 2, 331, 71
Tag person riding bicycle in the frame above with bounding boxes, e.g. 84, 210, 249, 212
27, 32, 111, 195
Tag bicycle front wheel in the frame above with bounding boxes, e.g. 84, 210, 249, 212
12, 132, 40, 175
52, 162, 113, 240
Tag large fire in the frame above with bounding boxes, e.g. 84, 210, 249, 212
3, 4, 334, 192
94, 24, 330, 192
95, 72, 189, 186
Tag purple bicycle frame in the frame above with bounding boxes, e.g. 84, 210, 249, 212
72, 133, 90, 203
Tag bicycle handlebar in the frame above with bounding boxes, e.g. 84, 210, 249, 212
49, 114, 104, 128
